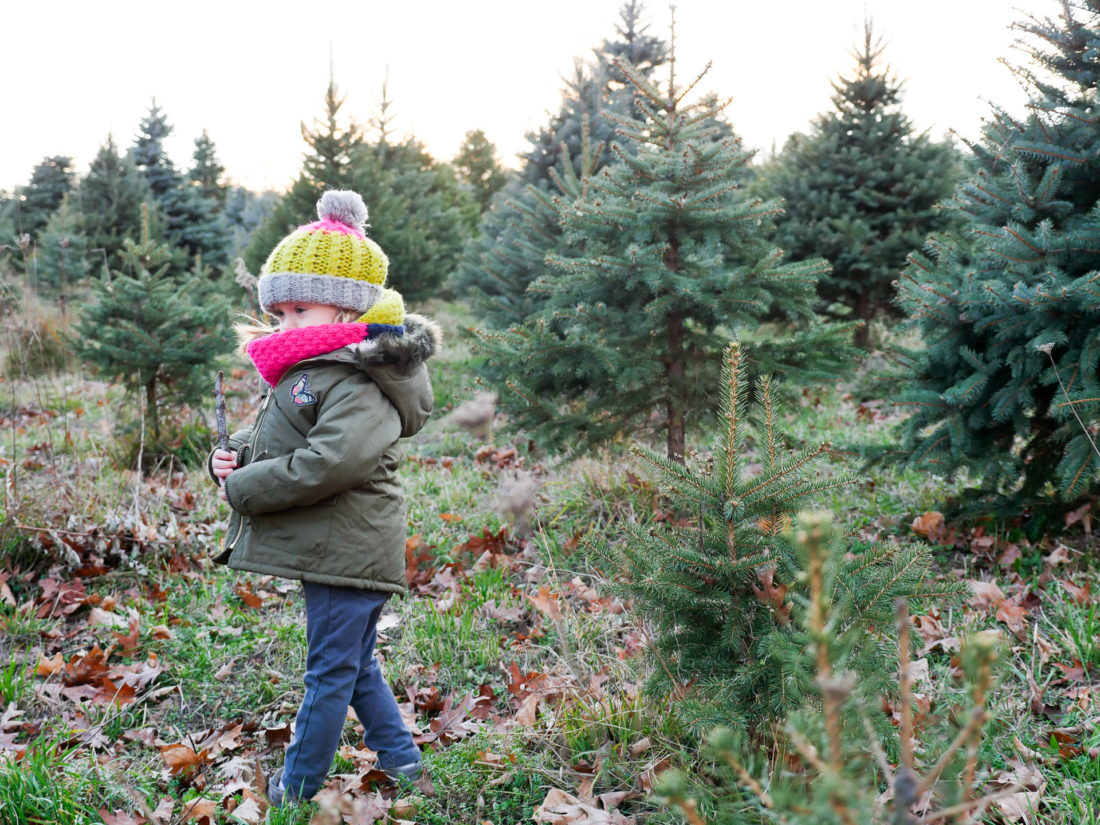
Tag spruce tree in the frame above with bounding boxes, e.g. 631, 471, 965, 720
453, 129, 508, 214
453, 125, 602, 330
522, 0, 668, 185
350, 137, 476, 301
131, 103, 230, 272
482, 52, 856, 460
2, 155, 76, 245
189, 130, 228, 208
450, 1, 669, 328
243, 79, 364, 274
75, 207, 229, 442
35, 198, 90, 304
764, 22, 960, 346
598, 345, 959, 735
659, 517, 998, 824
889, 0, 1100, 515
75, 135, 153, 271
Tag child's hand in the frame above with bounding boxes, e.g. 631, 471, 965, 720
212, 449, 238, 499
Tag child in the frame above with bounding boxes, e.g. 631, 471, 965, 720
208, 190, 440, 807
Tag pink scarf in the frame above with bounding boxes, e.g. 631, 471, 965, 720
245, 323, 370, 387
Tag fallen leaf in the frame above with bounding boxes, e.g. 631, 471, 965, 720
113, 617, 142, 657
36, 652, 64, 677
180, 797, 217, 823
1058, 578, 1091, 606
911, 511, 947, 543
994, 791, 1042, 822
88, 606, 128, 629
1064, 502, 1092, 534
516, 693, 540, 728
235, 582, 263, 609
996, 601, 1029, 637
98, 811, 148, 825
225, 796, 263, 824
752, 566, 791, 624
968, 580, 1006, 609
529, 587, 563, 620
160, 744, 208, 776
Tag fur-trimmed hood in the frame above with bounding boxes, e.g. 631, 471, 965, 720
343, 313, 440, 438
344, 313, 443, 371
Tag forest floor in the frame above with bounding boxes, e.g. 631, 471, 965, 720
0, 300, 1098, 825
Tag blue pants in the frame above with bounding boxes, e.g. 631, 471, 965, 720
281, 582, 420, 801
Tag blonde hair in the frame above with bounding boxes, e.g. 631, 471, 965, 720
233, 308, 360, 354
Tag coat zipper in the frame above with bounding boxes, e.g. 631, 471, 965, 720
225, 388, 273, 552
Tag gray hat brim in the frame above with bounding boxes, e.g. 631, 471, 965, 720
258, 271, 382, 315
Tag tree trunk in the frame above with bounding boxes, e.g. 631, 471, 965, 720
145, 377, 159, 443
666, 310, 686, 462
665, 234, 685, 463
855, 289, 871, 348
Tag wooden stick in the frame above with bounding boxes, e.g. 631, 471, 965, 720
215, 371, 229, 452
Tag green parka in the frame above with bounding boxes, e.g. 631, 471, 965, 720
209, 314, 441, 593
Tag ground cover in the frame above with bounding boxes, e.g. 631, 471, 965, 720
0, 300, 1096, 824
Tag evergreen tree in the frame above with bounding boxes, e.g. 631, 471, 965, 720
453, 129, 508, 214
522, 0, 668, 184
2, 155, 76, 244
224, 186, 279, 258
451, 0, 669, 328
36, 197, 91, 304
243, 79, 363, 274
246, 80, 473, 302
350, 137, 476, 301
598, 346, 960, 736
659, 516, 998, 824
75, 135, 153, 271
189, 130, 228, 208
481, 54, 856, 460
453, 124, 602, 330
75, 208, 229, 442
764, 22, 960, 346
131, 102, 231, 271
888, 0, 1100, 515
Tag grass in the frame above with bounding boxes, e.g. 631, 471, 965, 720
0, 293, 1097, 822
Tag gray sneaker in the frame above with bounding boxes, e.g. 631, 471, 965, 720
268, 766, 286, 808
382, 760, 422, 782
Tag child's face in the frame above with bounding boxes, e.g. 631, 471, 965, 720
269, 302, 341, 331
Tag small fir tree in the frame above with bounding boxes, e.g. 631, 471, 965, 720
764, 23, 960, 346
597, 344, 960, 735
188, 130, 229, 208
75, 207, 229, 442
453, 129, 508, 214
888, 0, 1100, 515
660, 518, 1004, 824
36, 198, 91, 304
75, 135, 154, 271
481, 49, 856, 460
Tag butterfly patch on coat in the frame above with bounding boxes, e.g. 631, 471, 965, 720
290, 373, 318, 407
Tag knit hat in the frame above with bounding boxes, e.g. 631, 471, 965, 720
258, 190, 402, 324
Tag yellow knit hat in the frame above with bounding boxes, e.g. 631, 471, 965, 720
258, 191, 396, 318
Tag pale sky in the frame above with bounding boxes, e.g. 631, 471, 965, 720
2, 1, 1045, 195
